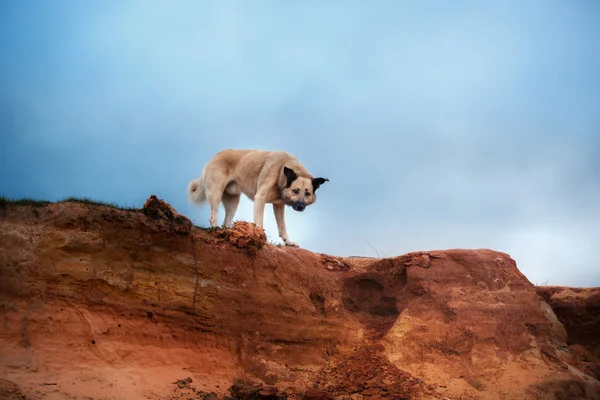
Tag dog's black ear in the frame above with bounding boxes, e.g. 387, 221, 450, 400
312, 177, 329, 191
283, 167, 298, 187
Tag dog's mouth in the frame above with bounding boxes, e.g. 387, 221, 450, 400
292, 202, 306, 212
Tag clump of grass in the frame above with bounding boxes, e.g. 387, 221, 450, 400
59, 197, 140, 212
0, 195, 51, 208
0, 195, 142, 211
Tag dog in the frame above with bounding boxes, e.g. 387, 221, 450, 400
188, 149, 329, 247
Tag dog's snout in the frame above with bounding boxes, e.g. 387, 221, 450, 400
292, 202, 306, 212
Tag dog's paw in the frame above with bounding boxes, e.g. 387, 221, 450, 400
284, 239, 299, 247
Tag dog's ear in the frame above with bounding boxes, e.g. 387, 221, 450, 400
312, 177, 329, 191
283, 167, 298, 187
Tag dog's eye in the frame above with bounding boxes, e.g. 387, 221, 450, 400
293, 189, 300, 194
305, 192, 311, 197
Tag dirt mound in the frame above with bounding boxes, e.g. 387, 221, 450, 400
315, 343, 423, 399
1, 197, 599, 399
212, 221, 267, 256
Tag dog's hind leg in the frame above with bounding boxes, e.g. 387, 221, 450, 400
203, 167, 230, 228
206, 182, 227, 228
222, 193, 240, 228
207, 192, 222, 228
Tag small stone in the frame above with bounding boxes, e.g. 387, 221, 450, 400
304, 388, 331, 399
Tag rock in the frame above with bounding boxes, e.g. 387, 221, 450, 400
303, 388, 331, 400
320, 254, 350, 271
174, 377, 193, 389
143, 194, 192, 235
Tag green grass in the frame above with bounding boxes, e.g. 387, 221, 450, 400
59, 196, 140, 211
0, 195, 139, 211
0, 196, 51, 207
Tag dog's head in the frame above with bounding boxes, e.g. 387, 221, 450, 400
280, 167, 329, 212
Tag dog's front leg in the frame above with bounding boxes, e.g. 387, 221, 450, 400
273, 203, 298, 247
253, 194, 266, 229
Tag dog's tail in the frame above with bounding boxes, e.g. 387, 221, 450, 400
188, 176, 207, 205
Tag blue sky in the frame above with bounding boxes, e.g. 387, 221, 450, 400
1, 0, 599, 286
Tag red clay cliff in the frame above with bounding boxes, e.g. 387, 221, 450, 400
0, 196, 598, 400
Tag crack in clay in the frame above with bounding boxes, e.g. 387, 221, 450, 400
191, 236, 200, 307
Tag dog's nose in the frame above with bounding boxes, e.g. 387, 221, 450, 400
294, 203, 305, 212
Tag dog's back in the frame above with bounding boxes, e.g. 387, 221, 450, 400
188, 149, 280, 204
